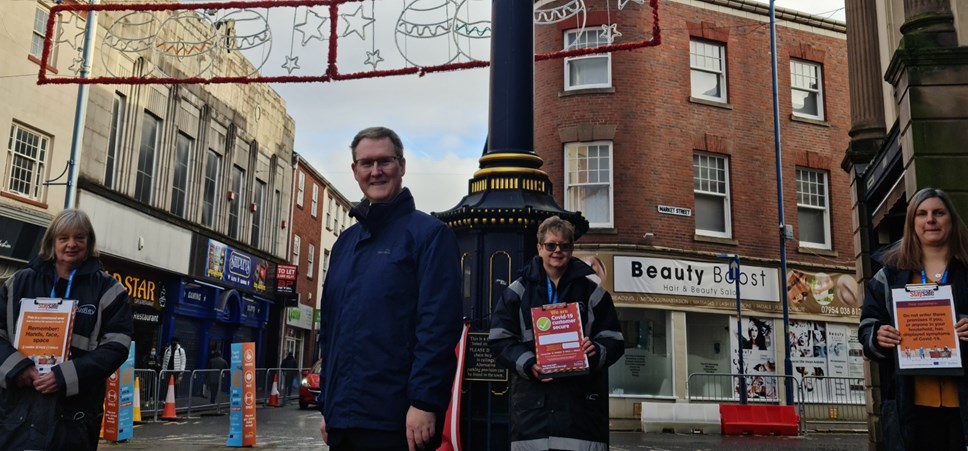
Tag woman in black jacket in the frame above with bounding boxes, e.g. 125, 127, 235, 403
489, 216, 624, 450
0, 209, 133, 450
859, 188, 968, 450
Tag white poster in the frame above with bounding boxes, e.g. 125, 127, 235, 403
614, 256, 779, 302
826, 324, 849, 378
790, 319, 830, 400
847, 329, 866, 398
730, 317, 778, 401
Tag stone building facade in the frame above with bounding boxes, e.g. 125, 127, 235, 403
843, 0, 968, 446
2, 1, 296, 372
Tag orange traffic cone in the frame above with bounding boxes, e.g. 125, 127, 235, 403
100, 400, 106, 438
133, 377, 142, 423
161, 375, 178, 420
268, 374, 281, 407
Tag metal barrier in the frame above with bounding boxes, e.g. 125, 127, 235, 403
133, 369, 160, 421
262, 367, 311, 406
798, 376, 867, 430
155, 369, 191, 421
685, 373, 806, 433
138, 365, 314, 421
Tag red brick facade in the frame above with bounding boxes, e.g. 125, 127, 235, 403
534, 1, 852, 270
288, 159, 324, 368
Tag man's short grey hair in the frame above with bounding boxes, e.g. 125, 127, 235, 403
351, 127, 404, 160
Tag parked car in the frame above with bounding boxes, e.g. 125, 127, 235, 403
299, 359, 321, 409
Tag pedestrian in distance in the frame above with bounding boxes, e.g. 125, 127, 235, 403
280, 352, 298, 398
0, 209, 134, 450
317, 126, 462, 451
207, 349, 228, 404
163, 336, 187, 392
142, 346, 162, 373
859, 187, 968, 450
489, 215, 625, 450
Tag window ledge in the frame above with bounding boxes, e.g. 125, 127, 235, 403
1, 191, 49, 209
790, 114, 829, 127
27, 55, 57, 74
688, 97, 733, 110
693, 234, 738, 246
559, 87, 615, 97
585, 227, 618, 235
797, 246, 837, 257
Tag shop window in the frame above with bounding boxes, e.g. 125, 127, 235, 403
609, 308, 672, 397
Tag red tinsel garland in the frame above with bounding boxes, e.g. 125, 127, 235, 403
39, 0, 661, 85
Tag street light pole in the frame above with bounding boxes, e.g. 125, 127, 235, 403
65, 0, 98, 209
769, 0, 795, 405
720, 253, 747, 405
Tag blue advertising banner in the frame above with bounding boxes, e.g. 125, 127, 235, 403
118, 343, 135, 441
227, 342, 256, 447
204, 239, 271, 294
103, 341, 135, 442
227, 343, 242, 447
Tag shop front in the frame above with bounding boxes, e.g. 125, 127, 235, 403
283, 304, 313, 370
167, 236, 275, 372
574, 251, 861, 415
0, 212, 47, 281
101, 255, 174, 366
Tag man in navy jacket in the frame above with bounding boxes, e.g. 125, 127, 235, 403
317, 127, 462, 451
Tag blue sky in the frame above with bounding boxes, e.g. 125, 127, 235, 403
275, 0, 846, 213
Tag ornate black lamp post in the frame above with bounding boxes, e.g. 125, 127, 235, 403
434, 1, 587, 449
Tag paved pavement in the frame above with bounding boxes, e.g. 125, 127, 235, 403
105, 405, 869, 450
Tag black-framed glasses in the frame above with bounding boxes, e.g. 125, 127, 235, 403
354, 156, 401, 171
541, 242, 574, 252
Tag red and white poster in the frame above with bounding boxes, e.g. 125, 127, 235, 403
531, 303, 588, 376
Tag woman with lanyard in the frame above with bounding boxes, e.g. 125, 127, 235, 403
0, 209, 133, 450
860, 188, 968, 450
489, 216, 624, 451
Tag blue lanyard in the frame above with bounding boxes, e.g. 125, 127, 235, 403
921, 267, 949, 285
546, 277, 558, 305
51, 269, 77, 299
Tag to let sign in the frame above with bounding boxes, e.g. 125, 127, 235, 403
275, 264, 297, 296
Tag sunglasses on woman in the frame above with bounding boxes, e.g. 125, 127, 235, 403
541, 242, 574, 252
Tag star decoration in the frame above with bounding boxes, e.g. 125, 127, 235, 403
340, 4, 375, 40
618, 0, 645, 9
68, 50, 85, 75
364, 49, 384, 70
600, 23, 621, 44
294, 8, 329, 46
54, 12, 86, 51
282, 55, 300, 74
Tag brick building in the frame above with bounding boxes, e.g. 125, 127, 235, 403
286, 154, 356, 369
533, 0, 854, 417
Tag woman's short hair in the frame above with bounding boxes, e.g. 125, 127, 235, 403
882, 187, 968, 270
537, 216, 576, 243
39, 209, 98, 262
350, 126, 404, 160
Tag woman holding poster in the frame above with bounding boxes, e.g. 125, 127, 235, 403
0, 209, 133, 450
860, 188, 968, 450
490, 216, 624, 450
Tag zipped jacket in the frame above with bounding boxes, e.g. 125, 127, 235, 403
489, 256, 625, 451
316, 188, 462, 439
0, 256, 132, 450
859, 259, 968, 450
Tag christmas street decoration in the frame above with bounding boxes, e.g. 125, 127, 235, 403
37, 0, 660, 85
